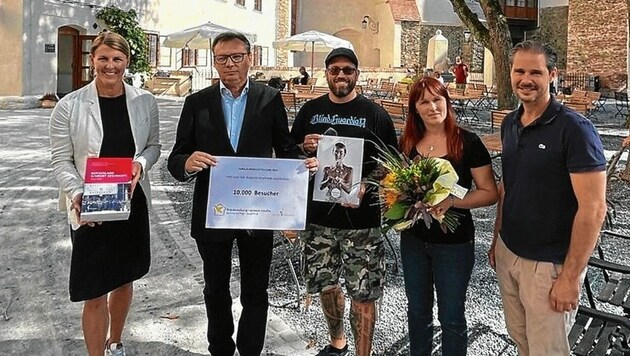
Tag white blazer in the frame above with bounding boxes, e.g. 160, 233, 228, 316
49, 81, 161, 229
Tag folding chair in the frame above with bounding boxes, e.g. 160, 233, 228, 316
280, 91, 299, 124
583, 230, 630, 315
464, 88, 485, 122
614, 92, 629, 121
269, 231, 303, 309
569, 306, 630, 355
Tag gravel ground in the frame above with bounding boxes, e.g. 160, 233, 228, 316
162, 101, 630, 356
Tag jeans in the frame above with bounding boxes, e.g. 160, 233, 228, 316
400, 233, 475, 356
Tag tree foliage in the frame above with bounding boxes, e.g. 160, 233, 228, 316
447, 0, 518, 109
95, 6, 150, 74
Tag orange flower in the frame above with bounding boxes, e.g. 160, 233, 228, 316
381, 172, 397, 188
382, 188, 399, 208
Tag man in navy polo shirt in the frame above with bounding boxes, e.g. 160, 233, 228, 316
489, 41, 607, 355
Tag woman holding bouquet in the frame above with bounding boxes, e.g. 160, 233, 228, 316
399, 77, 498, 355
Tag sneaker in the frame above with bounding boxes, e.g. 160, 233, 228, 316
105, 342, 126, 356
316, 344, 349, 356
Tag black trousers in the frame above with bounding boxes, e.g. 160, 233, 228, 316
196, 230, 274, 356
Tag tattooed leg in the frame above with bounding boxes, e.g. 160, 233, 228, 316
350, 300, 376, 356
320, 286, 347, 348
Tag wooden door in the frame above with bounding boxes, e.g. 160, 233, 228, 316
74, 35, 96, 89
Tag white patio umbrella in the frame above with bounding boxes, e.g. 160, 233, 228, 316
162, 21, 257, 49
163, 21, 257, 80
272, 30, 354, 76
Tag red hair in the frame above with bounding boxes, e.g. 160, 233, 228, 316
399, 77, 463, 162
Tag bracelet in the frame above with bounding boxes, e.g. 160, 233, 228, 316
449, 195, 455, 208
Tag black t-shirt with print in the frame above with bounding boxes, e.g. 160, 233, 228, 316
291, 94, 397, 229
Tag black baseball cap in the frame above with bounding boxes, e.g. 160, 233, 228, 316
325, 48, 359, 68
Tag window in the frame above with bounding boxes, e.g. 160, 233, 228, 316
236, 0, 245, 6
146, 33, 159, 67
252, 45, 269, 66
182, 48, 198, 67
159, 36, 172, 67
254, 0, 262, 11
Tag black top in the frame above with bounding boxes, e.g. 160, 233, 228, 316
402, 129, 491, 244
99, 94, 135, 157
300, 72, 310, 85
291, 94, 398, 229
500, 97, 606, 263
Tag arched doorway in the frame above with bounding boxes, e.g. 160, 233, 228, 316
57, 26, 96, 94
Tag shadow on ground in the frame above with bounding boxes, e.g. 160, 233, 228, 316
0, 339, 207, 356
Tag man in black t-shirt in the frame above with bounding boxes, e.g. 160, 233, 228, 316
291, 48, 397, 356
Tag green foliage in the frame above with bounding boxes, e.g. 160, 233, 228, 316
95, 6, 150, 74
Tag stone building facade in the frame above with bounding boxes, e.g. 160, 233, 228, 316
531, 6, 569, 69
567, 0, 627, 89
400, 22, 468, 72
275, 0, 290, 67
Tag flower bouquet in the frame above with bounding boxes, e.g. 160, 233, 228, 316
369, 146, 461, 233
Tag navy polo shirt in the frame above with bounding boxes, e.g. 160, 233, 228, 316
500, 97, 605, 263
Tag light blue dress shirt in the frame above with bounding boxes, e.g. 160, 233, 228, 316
219, 80, 250, 151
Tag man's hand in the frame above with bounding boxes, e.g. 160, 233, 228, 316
622, 136, 630, 148
488, 238, 497, 270
549, 273, 580, 312
302, 134, 323, 155
185, 151, 217, 174
340, 183, 365, 209
303, 157, 319, 172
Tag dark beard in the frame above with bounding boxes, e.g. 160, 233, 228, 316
329, 79, 356, 98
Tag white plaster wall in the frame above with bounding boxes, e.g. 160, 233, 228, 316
21, 0, 279, 95
24, 0, 151, 95
296, 0, 372, 68
150, 0, 278, 66
418, 0, 462, 25
540, 0, 568, 7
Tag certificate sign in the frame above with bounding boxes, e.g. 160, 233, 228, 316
206, 156, 309, 230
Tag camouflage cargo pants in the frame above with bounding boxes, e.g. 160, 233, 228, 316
301, 223, 385, 301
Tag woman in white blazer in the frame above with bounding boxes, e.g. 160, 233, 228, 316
49, 31, 160, 356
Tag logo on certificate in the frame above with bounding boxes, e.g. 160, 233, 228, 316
213, 203, 226, 216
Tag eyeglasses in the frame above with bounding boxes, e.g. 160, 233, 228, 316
214, 53, 247, 65
327, 67, 357, 76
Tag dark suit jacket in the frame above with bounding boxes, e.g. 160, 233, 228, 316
168, 81, 301, 241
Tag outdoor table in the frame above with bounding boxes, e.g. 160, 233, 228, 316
450, 94, 483, 121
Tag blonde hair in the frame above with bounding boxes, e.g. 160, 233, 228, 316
90, 31, 130, 58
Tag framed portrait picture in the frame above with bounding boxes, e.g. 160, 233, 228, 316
313, 135, 364, 205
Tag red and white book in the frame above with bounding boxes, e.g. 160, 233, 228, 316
81, 157, 133, 222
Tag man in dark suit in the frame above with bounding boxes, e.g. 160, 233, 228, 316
167, 32, 317, 356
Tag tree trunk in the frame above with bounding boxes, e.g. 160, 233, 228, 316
448, 0, 518, 110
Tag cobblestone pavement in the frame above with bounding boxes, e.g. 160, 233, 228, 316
0, 100, 314, 355
1, 98, 628, 356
